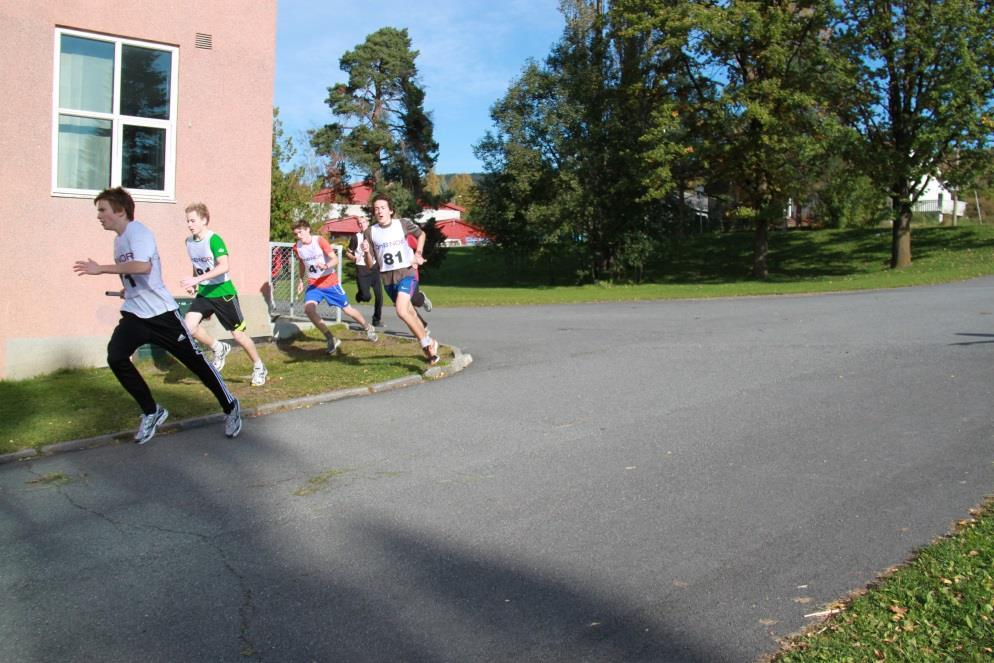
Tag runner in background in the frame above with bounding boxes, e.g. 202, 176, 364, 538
362, 194, 439, 364
180, 202, 268, 387
292, 220, 377, 354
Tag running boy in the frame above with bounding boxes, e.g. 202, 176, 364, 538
180, 202, 268, 387
345, 216, 383, 328
362, 194, 439, 364
73, 187, 241, 443
292, 220, 377, 353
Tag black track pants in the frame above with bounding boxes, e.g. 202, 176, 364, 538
355, 265, 383, 323
107, 310, 236, 415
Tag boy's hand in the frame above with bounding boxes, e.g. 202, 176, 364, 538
180, 276, 198, 290
73, 259, 101, 276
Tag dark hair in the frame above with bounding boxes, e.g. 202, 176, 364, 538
94, 187, 135, 220
292, 218, 312, 230
371, 193, 394, 214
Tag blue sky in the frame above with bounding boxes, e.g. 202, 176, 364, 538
274, 0, 565, 175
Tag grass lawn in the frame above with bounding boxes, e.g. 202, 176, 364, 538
774, 501, 994, 661
419, 225, 994, 305
0, 326, 448, 455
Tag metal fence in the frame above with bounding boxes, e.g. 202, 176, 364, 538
268, 242, 342, 323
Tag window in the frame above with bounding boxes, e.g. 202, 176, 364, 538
52, 29, 178, 200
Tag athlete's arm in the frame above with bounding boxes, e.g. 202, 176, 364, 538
73, 258, 152, 276
180, 255, 229, 290
362, 229, 376, 268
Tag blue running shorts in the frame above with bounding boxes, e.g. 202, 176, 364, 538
304, 284, 350, 309
384, 276, 418, 302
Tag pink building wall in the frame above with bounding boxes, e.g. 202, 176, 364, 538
0, 1, 276, 379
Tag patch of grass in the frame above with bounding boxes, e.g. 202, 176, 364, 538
419, 226, 994, 306
0, 325, 447, 455
774, 502, 994, 661
26, 471, 75, 487
293, 467, 355, 496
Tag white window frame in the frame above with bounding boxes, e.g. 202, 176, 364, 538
51, 27, 179, 202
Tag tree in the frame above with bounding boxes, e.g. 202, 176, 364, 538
475, 1, 674, 282
310, 27, 439, 208
838, 1, 994, 267
447, 173, 477, 218
617, 0, 849, 278
271, 108, 324, 242
425, 168, 443, 196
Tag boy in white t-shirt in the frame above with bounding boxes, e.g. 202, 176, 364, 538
73, 187, 242, 444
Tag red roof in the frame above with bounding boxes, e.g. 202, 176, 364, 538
320, 216, 363, 235
313, 182, 373, 205
436, 219, 489, 241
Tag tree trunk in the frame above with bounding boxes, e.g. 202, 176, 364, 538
890, 195, 912, 268
752, 217, 769, 279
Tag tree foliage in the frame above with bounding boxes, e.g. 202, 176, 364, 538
474, 0, 994, 278
310, 27, 439, 209
837, 0, 994, 267
270, 108, 324, 242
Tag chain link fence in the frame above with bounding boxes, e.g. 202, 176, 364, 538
268, 242, 342, 324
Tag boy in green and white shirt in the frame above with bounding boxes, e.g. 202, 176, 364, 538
181, 202, 268, 386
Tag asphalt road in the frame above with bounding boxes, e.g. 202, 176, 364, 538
3, 278, 994, 662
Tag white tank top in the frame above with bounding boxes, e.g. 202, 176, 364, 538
368, 220, 414, 273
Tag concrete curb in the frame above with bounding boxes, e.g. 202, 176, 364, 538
0, 345, 473, 466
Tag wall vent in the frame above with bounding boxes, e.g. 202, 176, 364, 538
195, 33, 213, 49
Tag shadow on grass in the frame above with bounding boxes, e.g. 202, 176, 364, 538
0, 364, 229, 453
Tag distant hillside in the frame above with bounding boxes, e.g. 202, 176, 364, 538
439, 173, 483, 189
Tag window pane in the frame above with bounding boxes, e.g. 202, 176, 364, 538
57, 115, 111, 189
59, 35, 114, 113
120, 46, 171, 119
122, 125, 166, 190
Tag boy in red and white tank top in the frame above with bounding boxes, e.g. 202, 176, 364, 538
292, 220, 377, 354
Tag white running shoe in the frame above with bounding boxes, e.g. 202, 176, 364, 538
250, 364, 268, 387
224, 399, 242, 438
422, 294, 433, 312
326, 337, 341, 354
366, 325, 378, 342
135, 405, 168, 444
424, 338, 440, 365
211, 341, 231, 371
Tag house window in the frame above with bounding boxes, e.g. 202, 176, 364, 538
53, 29, 177, 200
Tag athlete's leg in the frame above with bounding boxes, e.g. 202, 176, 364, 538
340, 304, 368, 329
371, 270, 383, 325
303, 301, 332, 336
107, 313, 157, 414
184, 309, 217, 348
394, 292, 427, 342
149, 311, 236, 413
231, 329, 263, 365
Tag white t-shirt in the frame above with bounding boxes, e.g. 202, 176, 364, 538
114, 220, 177, 318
